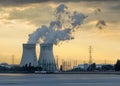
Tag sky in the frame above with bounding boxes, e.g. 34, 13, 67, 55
0, 0, 120, 65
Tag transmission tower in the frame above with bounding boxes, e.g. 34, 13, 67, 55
89, 46, 92, 65
12, 55, 14, 65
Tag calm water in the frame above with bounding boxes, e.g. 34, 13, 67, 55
0, 73, 120, 86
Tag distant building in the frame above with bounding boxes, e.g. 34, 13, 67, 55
73, 64, 89, 71
73, 63, 114, 71
0, 62, 11, 68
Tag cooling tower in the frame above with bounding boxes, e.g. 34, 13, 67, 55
38, 44, 57, 72
20, 44, 38, 67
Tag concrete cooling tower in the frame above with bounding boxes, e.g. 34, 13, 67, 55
38, 44, 57, 72
20, 44, 38, 67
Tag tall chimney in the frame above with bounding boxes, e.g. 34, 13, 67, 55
38, 44, 57, 71
20, 44, 38, 67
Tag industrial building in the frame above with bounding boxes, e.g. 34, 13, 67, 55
20, 44, 38, 67
38, 44, 57, 72
20, 43, 57, 72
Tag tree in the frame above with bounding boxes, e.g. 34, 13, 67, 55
87, 63, 96, 71
60, 65, 63, 71
102, 65, 114, 71
115, 60, 120, 71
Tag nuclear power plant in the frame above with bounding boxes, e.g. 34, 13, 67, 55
20, 4, 86, 72
20, 43, 57, 72
20, 44, 38, 67
38, 44, 57, 71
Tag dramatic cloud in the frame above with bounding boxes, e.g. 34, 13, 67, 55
0, 0, 50, 6
6, 6, 53, 26
0, 0, 119, 7
0, 0, 119, 27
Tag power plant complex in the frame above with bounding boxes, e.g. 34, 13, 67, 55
20, 43, 57, 72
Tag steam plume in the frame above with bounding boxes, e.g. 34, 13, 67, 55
28, 4, 86, 44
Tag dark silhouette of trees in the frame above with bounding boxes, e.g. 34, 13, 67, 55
60, 65, 63, 71
0, 66, 9, 72
115, 60, 120, 71
102, 65, 114, 71
87, 63, 96, 71
22, 63, 43, 73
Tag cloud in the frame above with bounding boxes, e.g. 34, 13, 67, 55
110, 4, 120, 10
0, 0, 120, 27
96, 20, 106, 29
1, 4, 54, 26
0, 0, 118, 7
0, 0, 50, 6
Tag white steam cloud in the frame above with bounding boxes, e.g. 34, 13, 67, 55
28, 4, 86, 44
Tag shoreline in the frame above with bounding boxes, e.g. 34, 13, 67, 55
0, 71, 120, 75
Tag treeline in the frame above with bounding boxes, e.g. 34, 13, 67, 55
0, 65, 42, 73
1, 60, 120, 73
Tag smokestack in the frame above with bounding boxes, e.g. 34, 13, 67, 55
38, 44, 57, 71
20, 44, 38, 67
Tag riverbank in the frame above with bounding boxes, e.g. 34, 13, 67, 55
1, 71, 120, 75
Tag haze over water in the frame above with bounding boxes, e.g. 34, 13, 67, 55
0, 74, 120, 86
